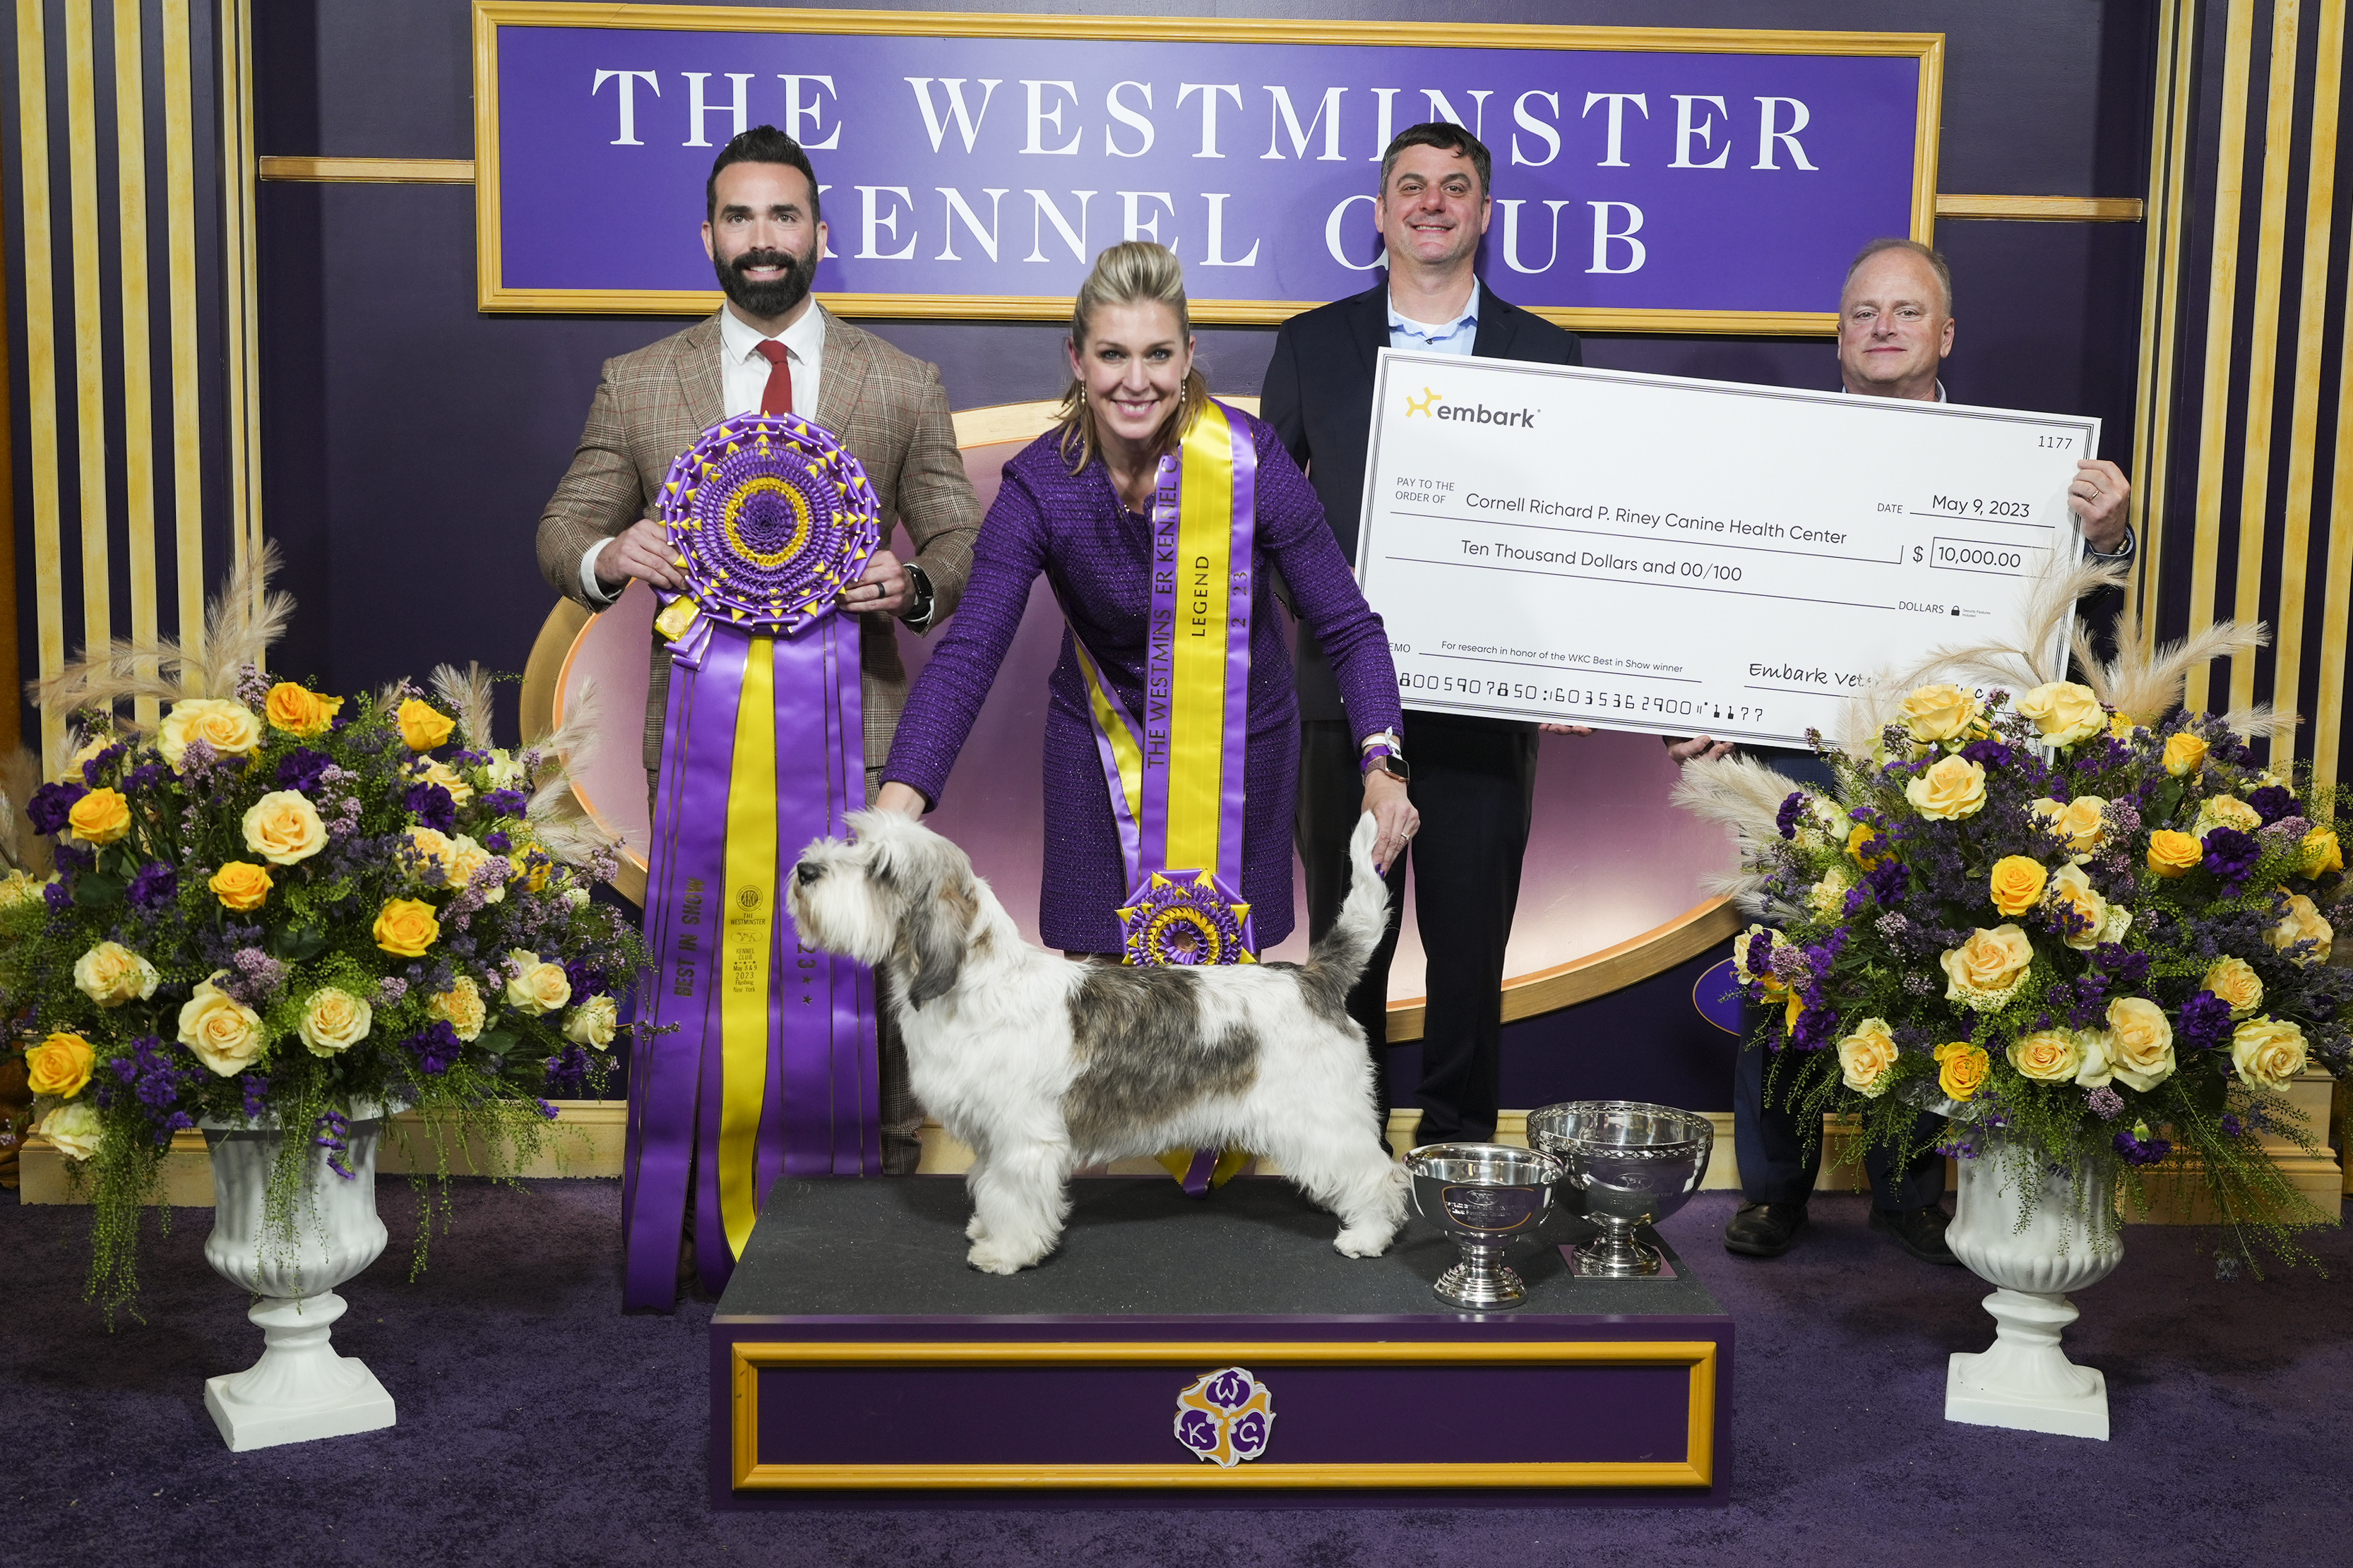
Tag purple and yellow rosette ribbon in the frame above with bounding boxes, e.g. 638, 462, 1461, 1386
624, 412, 882, 1310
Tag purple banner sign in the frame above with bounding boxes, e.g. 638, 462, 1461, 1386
474, 7, 1941, 330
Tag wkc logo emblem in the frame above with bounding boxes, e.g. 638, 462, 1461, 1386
1174, 1366, 1275, 1466
1405, 387, 1443, 417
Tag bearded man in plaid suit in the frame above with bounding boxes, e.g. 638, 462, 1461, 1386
535, 126, 982, 1178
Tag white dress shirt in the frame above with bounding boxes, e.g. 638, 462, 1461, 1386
580, 304, 828, 604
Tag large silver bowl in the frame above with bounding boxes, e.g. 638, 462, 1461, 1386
1525, 1101, 1714, 1277
1406, 1142, 1563, 1309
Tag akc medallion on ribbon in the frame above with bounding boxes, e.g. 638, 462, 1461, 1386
623, 412, 882, 1310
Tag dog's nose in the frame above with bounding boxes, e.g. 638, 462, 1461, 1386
794, 861, 821, 886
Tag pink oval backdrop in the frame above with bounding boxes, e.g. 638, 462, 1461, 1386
554, 424, 1735, 1005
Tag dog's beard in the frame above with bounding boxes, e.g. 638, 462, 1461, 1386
714, 244, 813, 320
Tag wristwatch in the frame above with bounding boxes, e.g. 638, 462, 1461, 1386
1359, 729, 1409, 783
2082, 525, 2137, 565
900, 561, 936, 630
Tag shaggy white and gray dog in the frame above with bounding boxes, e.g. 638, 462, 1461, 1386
788, 810, 1409, 1274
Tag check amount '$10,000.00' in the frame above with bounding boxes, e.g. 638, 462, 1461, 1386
1355, 352, 2097, 748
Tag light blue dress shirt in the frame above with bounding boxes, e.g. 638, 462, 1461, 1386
1387, 287, 1481, 357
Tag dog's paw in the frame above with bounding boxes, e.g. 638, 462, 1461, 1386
965, 1240, 1034, 1275
1332, 1223, 1397, 1259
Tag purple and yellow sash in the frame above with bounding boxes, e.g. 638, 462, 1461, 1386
622, 413, 881, 1310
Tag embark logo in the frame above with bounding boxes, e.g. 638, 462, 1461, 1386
1405, 387, 1443, 417
1433, 399, 1536, 429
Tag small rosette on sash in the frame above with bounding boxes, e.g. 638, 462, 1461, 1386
624, 412, 883, 1310
1121, 870, 1252, 968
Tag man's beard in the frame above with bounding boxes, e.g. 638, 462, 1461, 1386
715, 245, 811, 319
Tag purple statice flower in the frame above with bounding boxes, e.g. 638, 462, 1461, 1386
25, 780, 85, 835
79, 743, 127, 785
564, 958, 610, 998
1775, 791, 1806, 841
276, 747, 333, 792
1960, 738, 2015, 769
2085, 1084, 2126, 1120
178, 737, 219, 777
2179, 990, 2234, 1051
376, 975, 410, 1005
224, 945, 288, 1004
52, 842, 94, 877
2220, 1113, 2245, 1139
484, 830, 513, 854
2203, 827, 2262, 888
42, 881, 70, 914
1865, 858, 1908, 906
312, 1110, 355, 1180
483, 789, 528, 818
543, 1046, 592, 1099
2093, 945, 2151, 988
121, 762, 168, 794
2247, 784, 2296, 825
233, 662, 272, 707
239, 1072, 272, 1120
1902, 971, 1937, 996
126, 861, 179, 911
2114, 1125, 2173, 1166
405, 1020, 464, 1075
1874, 909, 1911, 940
403, 782, 457, 833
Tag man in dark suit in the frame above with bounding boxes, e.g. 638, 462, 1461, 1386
1261, 123, 1584, 1147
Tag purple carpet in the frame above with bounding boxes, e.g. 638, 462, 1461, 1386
9, 1179, 2350, 1567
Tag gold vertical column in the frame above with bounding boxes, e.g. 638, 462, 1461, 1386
2131, 0, 2200, 635
2186, 0, 2258, 716
219, 0, 263, 592
14, 0, 63, 769
162, 0, 205, 666
61, 1, 109, 690
114, 0, 161, 730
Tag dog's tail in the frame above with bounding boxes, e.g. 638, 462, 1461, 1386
1304, 813, 1391, 992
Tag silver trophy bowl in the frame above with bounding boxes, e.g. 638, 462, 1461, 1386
1525, 1101, 1714, 1277
1406, 1142, 1565, 1309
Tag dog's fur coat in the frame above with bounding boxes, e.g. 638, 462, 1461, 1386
788, 810, 1409, 1273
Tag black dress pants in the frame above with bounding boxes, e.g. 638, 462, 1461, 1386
1732, 1017, 1944, 1210
1297, 712, 1538, 1145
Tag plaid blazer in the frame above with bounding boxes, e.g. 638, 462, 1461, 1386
535, 309, 982, 772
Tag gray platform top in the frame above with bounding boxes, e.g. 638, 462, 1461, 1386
716, 1175, 1725, 1323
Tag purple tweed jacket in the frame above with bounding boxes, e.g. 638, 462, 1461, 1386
883, 409, 1402, 953
534, 309, 982, 774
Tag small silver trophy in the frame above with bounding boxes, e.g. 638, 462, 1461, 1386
1526, 1101, 1713, 1278
1406, 1142, 1564, 1309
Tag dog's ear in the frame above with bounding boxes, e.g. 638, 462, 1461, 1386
899, 873, 977, 1009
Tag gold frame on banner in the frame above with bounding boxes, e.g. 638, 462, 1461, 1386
469, 2, 1945, 335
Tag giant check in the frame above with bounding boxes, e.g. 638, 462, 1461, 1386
1355, 352, 2099, 748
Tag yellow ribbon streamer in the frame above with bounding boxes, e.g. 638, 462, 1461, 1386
717, 636, 778, 1259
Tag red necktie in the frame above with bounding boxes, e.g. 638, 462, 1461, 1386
754, 338, 793, 416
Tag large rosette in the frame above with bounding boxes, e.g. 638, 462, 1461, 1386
655, 412, 880, 635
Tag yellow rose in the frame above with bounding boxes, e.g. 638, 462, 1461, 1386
37, 1101, 102, 1161
1905, 755, 1988, 820
522, 850, 554, 894
178, 978, 266, 1077
1847, 823, 1895, 870
2162, 731, 2208, 777
59, 732, 113, 782
2047, 863, 2130, 950
2201, 957, 2264, 1017
2102, 996, 2176, 1091
157, 696, 263, 768
2268, 892, 2334, 964
0, 868, 44, 907
2108, 712, 2141, 741
2029, 795, 2109, 858
263, 681, 343, 737
411, 758, 475, 806
504, 949, 573, 1017
208, 861, 274, 911
1835, 1017, 1898, 1097
25, 1031, 95, 1097
242, 790, 328, 866
2008, 1029, 2083, 1084
563, 993, 619, 1050
1901, 683, 1983, 744
427, 974, 487, 1042
398, 698, 456, 752
2192, 795, 2262, 837
2147, 830, 2204, 879
2015, 681, 2106, 746
1934, 1041, 1991, 1101
1940, 924, 2035, 1009
2300, 826, 2342, 878
66, 786, 131, 845
447, 834, 505, 903
374, 897, 441, 957
297, 987, 374, 1058
2230, 1015, 2309, 1091
1988, 856, 2049, 918
1808, 868, 1854, 917
401, 827, 455, 884
73, 940, 160, 1008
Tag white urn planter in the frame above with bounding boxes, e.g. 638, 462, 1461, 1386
198, 1102, 397, 1452
1943, 1130, 2123, 1440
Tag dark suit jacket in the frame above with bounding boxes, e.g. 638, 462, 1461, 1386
1261, 282, 1583, 720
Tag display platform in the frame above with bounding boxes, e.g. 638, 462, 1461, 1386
708, 1176, 1733, 1507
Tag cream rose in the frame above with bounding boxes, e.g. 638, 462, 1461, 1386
2047, 863, 2131, 951
1808, 868, 1854, 917
1901, 683, 1983, 744
1732, 925, 1773, 984
73, 940, 160, 1008
2193, 794, 2263, 837
37, 1101, 102, 1162
0, 868, 45, 906
1940, 924, 2035, 1009
242, 790, 328, 866
446, 834, 505, 904
402, 827, 455, 885
178, 978, 266, 1077
482, 748, 527, 791
2074, 1031, 2116, 1088
563, 993, 619, 1050
2230, 1015, 2309, 1091
2201, 957, 2265, 1017
2008, 1029, 2085, 1083
2016, 681, 2106, 746
1906, 755, 1988, 820
1835, 1017, 1899, 1097
157, 697, 262, 768
428, 974, 487, 1042
412, 758, 475, 806
504, 949, 573, 1017
2102, 996, 2176, 1091
2029, 795, 2110, 859
563, 885, 591, 908
2269, 892, 2335, 964
297, 987, 373, 1058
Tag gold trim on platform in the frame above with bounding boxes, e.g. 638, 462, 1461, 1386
729, 1339, 1717, 1490
1933, 194, 2144, 221
257, 155, 477, 183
